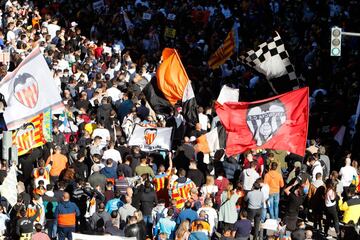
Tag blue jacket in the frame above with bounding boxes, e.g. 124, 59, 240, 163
55, 201, 80, 228
189, 231, 208, 240
100, 165, 117, 179
176, 209, 198, 224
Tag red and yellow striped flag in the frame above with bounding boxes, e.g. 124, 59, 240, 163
12, 113, 46, 156
208, 24, 238, 69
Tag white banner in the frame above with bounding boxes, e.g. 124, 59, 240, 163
128, 125, 172, 151
0, 48, 63, 129
0, 165, 17, 206
72, 233, 136, 240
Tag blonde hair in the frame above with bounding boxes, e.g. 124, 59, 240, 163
175, 220, 190, 240
226, 183, 234, 200
205, 175, 215, 185
134, 210, 143, 222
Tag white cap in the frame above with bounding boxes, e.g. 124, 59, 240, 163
189, 136, 196, 142
71, 21, 78, 27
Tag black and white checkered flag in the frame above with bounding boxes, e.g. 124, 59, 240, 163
240, 32, 299, 93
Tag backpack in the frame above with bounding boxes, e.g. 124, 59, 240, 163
155, 207, 166, 224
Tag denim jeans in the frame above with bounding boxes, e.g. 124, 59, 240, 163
58, 227, 75, 240
143, 215, 153, 236
268, 193, 280, 220
261, 203, 268, 223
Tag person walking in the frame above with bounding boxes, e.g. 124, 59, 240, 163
324, 179, 340, 238
264, 162, 284, 220
245, 181, 264, 240
54, 192, 80, 240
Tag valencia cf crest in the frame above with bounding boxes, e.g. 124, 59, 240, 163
144, 128, 157, 145
13, 73, 39, 108
246, 100, 286, 146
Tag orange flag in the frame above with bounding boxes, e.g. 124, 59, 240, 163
156, 48, 190, 105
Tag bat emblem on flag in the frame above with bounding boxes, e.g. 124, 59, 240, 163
246, 100, 286, 146
13, 73, 39, 108
15, 123, 36, 152
144, 128, 157, 145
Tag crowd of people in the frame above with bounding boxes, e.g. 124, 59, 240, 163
0, 0, 359, 240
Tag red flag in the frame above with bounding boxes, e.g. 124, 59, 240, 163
215, 87, 309, 156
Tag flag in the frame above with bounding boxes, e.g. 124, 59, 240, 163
217, 85, 239, 105
216, 87, 309, 156
145, 48, 198, 125
142, 78, 173, 116
195, 126, 226, 154
12, 113, 46, 156
122, 11, 134, 31
355, 94, 360, 125
0, 47, 63, 130
208, 24, 238, 69
334, 125, 346, 146
128, 125, 173, 151
191, 10, 210, 25
43, 108, 52, 142
0, 165, 17, 206
171, 179, 196, 209
239, 32, 299, 93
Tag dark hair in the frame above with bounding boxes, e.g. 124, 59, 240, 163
184, 201, 192, 209
167, 208, 174, 216
271, 162, 278, 170
240, 209, 248, 218
34, 223, 42, 232
178, 168, 186, 177
250, 160, 258, 168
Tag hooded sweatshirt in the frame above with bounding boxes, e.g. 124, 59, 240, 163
264, 170, 284, 194
90, 210, 111, 231
100, 164, 117, 179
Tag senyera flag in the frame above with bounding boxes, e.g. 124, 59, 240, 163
0, 47, 63, 130
12, 112, 46, 156
216, 87, 309, 156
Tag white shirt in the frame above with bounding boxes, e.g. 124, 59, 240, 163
339, 165, 358, 187
46, 23, 61, 40
106, 87, 122, 102
6, 30, 15, 43
200, 184, 218, 197
198, 113, 209, 131
240, 168, 260, 191
103, 148, 122, 163
311, 161, 323, 181
92, 128, 110, 149
0, 213, 9, 232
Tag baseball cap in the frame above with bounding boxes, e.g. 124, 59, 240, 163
71, 21, 78, 27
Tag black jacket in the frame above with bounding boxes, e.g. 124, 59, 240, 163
117, 164, 132, 178
187, 169, 205, 187
124, 223, 141, 239
140, 188, 158, 216
73, 161, 89, 180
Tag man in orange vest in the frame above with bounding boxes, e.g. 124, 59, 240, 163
54, 192, 80, 240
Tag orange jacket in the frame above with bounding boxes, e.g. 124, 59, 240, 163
264, 170, 284, 194
46, 154, 68, 177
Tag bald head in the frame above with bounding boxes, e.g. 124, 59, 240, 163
63, 192, 70, 201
